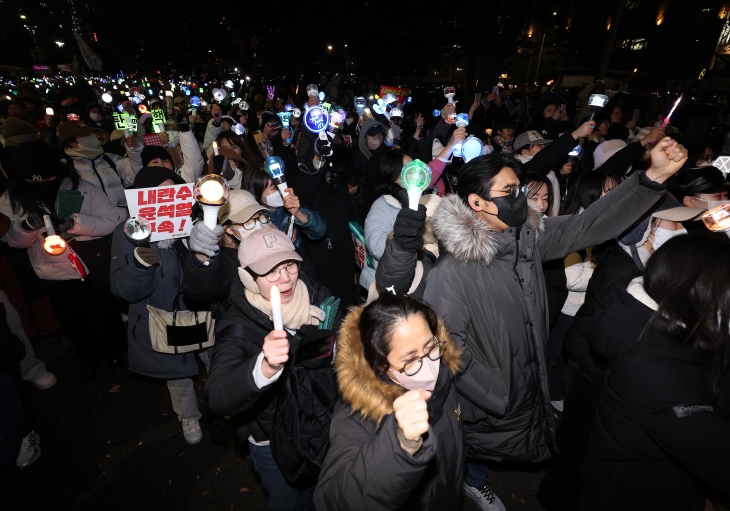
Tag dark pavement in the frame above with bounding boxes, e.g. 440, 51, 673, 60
1, 334, 546, 511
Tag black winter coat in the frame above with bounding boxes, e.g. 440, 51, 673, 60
314, 306, 466, 511
423, 171, 666, 463
205, 268, 331, 442
580, 279, 730, 510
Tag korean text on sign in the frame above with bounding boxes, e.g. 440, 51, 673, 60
124, 183, 194, 242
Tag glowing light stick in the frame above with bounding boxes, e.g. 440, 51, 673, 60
42, 215, 66, 255
112, 111, 131, 138
240, 100, 249, 111
355, 96, 366, 115
452, 113, 470, 158
264, 156, 290, 199
225, 80, 234, 88
568, 145, 581, 163
151, 109, 166, 134
194, 174, 230, 229
390, 107, 404, 125
383, 93, 397, 105
461, 136, 484, 162
190, 95, 200, 116
101, 93, 112, 103
587, 94, 608, 121
400, 160, 432, 211
277, 112, 293, 144
433, 109, 441, 117
302, 105, 329, 134
213, 88, 227, 102
663, 94, 683, 126
702, 204, 730, 238
270, 285, 283, 330
123, 217, 152, 247
318, 91, 325, 102
285, 104, 293, 112
46, 108, 54, 116
306, 84, 318, 98
212, 141, 219, 156
292, 108, 301, 118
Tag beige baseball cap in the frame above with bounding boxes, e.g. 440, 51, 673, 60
652, 206, 705, 222
238, 229, 302, 275
218, 189, 268, 224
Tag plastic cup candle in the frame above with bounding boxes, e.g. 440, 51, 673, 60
123, 217, 152, 247
702, 204, 730, 238
264, 156, 290, 198
42, 214, 66, 255
270, 285, 284, 331
194, 174, 230, 229
400, 160, 432, 211
212, 141, 219, 156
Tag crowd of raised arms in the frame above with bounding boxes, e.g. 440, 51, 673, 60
0, 69, 729, 511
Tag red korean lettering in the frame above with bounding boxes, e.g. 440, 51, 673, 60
175, 202, 193, 217
157, 188, 175, 203
157, 221, 174, 233
157, 205, 175, 218
139, 206, 157, 220
176, 186, 193, 201
137, 189, 156, 205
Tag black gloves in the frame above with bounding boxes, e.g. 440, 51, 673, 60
212, 154, 225, 175
393, 189, 426, 252
21, 213, 44, 231
315, 134, 333, 158
134, 247, 161, 267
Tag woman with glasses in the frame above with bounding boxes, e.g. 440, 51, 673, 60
315, 294, 466, 511
206, 228, 337, 511
243, 164, 326, 248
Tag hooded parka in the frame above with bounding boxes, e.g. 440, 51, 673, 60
423, 170, 667, 462
314, 306, 466, 511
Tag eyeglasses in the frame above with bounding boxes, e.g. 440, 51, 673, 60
395, 337, 445, 376
490, 184, 529, 199
240, 211, 270, 230
263, 261, 299, 282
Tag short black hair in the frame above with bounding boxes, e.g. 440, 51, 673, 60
359, 294, 440, 375
375, 149, 408, 198
563, 170, 619, 215
457, 152, 523, 203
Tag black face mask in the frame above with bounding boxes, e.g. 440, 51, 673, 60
486, 192, 528, 228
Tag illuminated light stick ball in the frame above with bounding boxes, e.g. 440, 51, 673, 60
101, 93, 112, 103
302, 105, 330, 134
42, 215, 66, 255
355, 96, 366, 115
292, 108, 301, 118
264, 156, 290, 199
461, 136, 484, 162
433, 109, 441, 117
568, 145, 581, 163
123, 217, 152, 247
452, 113, 470, 158
277, 112, 293, 144
194, 174, 231, 229
390, 107, 404, 125
587, 94, 608, 122
212, 88, 227, 102
400, 160, 432, 211
224, 80, 234, 89
189, 95, 201, 116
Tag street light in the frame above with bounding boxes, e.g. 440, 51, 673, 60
327, 45, 332, 50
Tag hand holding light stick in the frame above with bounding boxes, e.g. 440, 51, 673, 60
400, 160, 432, 211
452, 113, 470, 158
663, 95, 683, 127
194, 174, 230, 230
587, 94, 608, 123
270, 285, 284, 330
123, 217, 152, 247
277, 112, 293, 144
264, 156, 290, 199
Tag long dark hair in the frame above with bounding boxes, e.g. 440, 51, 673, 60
7, 155, 80, 218
644, 234, 730, 408
525, 172, 552, 214
242, 163, 272, 203
359, 294, 440, 375
376, 150, 408, 198
563, 170, 619, 215
215, 130, 261, 166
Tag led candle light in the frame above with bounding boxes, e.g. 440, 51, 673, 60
123, 217, 152, 247
42, 214, 66, 255
400, 160, 432, 211
45, 107, 54, 116
702, 204, 730, 238
212, 141, 219, 156
270, 285, 284, 331
486, 128, 493, 136
264, 156, 290, 198
194, 174, 231, 229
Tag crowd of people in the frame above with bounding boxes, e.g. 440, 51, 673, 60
0, 69, 729, 511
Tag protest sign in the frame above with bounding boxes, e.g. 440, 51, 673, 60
379, 85, 411, 105
124, 183, 194, 242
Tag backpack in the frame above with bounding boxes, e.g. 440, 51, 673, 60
270, 326, 336, 488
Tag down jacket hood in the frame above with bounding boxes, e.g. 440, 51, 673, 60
431, 194, 544, 264
335, 305, 463, 426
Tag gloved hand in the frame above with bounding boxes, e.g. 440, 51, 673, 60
56, 217, 75, 233
189, 221, 224, 257
385, 125, 403, 147
212, 154, 226, 175
134, 247, 161, 267
393, 190, 426, 252
21, 212, 44, 231
315, 134, 333, 157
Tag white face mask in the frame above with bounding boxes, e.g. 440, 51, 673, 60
652, 226, 687, 251
231, 221, 268, 242
65, 134, 103, 159
264, 191, 284, 208
90, 112, 102, 122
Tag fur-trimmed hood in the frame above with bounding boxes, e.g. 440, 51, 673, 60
335, 306, 463, 426
432, 194, 544, 263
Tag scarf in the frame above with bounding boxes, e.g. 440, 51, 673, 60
64, 135, 104, 160
243, 277, 324, 331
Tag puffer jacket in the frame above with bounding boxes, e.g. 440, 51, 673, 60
422, 170, 667, 463
580, 278, 730, 511
2, 178, 123, 281
67, 147, 143, 208
109, 223, 211, 379
314, 307, 466, 511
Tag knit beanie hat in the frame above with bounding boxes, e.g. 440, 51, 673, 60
141, 145, 173, 168
1, 117, 39, 147
11, 142, 62, 180
132, 166, 186, 189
